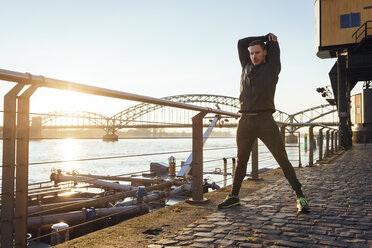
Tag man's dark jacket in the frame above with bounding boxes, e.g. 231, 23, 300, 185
238, 35, 281, 113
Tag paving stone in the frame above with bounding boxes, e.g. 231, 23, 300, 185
224, 234, 247, 241
211, 226, 234, 234
274, 240, 304, 248
318, 240, 349, 247
193, 227, 212, 232
175, 235, 194, 241
238, 243, 263, 248
190, 242, 214, 248
193, 232, 214, 238
193, 237, 216, 243
155, 239, 178, 245
213, 239, 235, 246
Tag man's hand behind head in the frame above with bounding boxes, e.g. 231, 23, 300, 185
267, 33, 278, 42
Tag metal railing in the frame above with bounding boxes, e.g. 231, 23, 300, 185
0, 68, 240, 248
352, 20, 372, 43
0, 68, 340, 247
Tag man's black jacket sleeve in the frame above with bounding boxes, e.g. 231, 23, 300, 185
237, 35, 268, 68
266, 40, 281, 75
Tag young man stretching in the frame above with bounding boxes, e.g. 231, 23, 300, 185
218, 33, 310, 213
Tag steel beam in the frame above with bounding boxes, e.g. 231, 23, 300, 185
1, 84, 24, 248
15, 85, 37, 248
337, 55, 352, 148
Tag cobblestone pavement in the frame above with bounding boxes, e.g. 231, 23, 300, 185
149, 144, 372, 247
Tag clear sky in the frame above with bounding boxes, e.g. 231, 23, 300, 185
0, 1, 356, 116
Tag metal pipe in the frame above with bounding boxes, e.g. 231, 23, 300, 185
27, 205, 148, 228
1, 84, 24, 248
76, 174, 163, 184
52, 173, 138, 191
0, 69, 240, 118
118, 185, 186, 206
29, 182, 173, 216
15, 86, 38, 248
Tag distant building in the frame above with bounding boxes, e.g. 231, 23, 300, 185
315, 0, 372, 146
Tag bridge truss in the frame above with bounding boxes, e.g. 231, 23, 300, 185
35, 94, 338, 135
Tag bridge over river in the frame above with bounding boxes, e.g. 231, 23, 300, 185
30, 94, 338, 140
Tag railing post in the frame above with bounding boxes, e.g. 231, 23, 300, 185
223, 158, 227, 177
330, 130, 335, 154
15, 86, 37, 248
190, 111, 207, 203
298, 132, 302, 168
334, 131, 338, 152
251, 138, 260, 180
309, 126, 314, 167
231, 157, 236, 177
1, 84, 24, 248
325, 130, 330, 157
318, 128, 324, 161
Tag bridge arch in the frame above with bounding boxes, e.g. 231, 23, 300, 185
38, 95, 337, 136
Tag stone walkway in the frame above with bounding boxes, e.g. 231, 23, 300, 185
149, 144, 372, 248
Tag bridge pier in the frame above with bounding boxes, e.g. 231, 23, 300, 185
285, 133, 298, 143
102, 133, 119, 141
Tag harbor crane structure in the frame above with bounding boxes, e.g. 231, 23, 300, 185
315, 0, 372, 147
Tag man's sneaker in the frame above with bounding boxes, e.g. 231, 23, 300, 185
297, 196, 310, 213
218, 195, 241, 209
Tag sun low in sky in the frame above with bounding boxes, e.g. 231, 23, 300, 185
0, 0, 357, 117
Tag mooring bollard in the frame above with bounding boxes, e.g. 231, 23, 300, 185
251, 138, 259, 180
325, 130, 330, 157
308, 126, 314, 167
232, 157, 236, 177
223, 157, 227, 177
168, 156, 176, 176
51, 223, 69, 246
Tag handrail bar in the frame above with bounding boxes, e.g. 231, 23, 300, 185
352, 20, 372, 42
0, 68, 240, 118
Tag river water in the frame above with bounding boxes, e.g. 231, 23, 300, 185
0, 137, 314, 187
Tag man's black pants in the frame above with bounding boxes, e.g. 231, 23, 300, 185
231, 112, 303, 197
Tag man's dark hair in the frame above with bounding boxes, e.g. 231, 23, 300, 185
249, 40, 266, 50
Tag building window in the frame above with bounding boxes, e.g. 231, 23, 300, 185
340, 13, 361, 28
